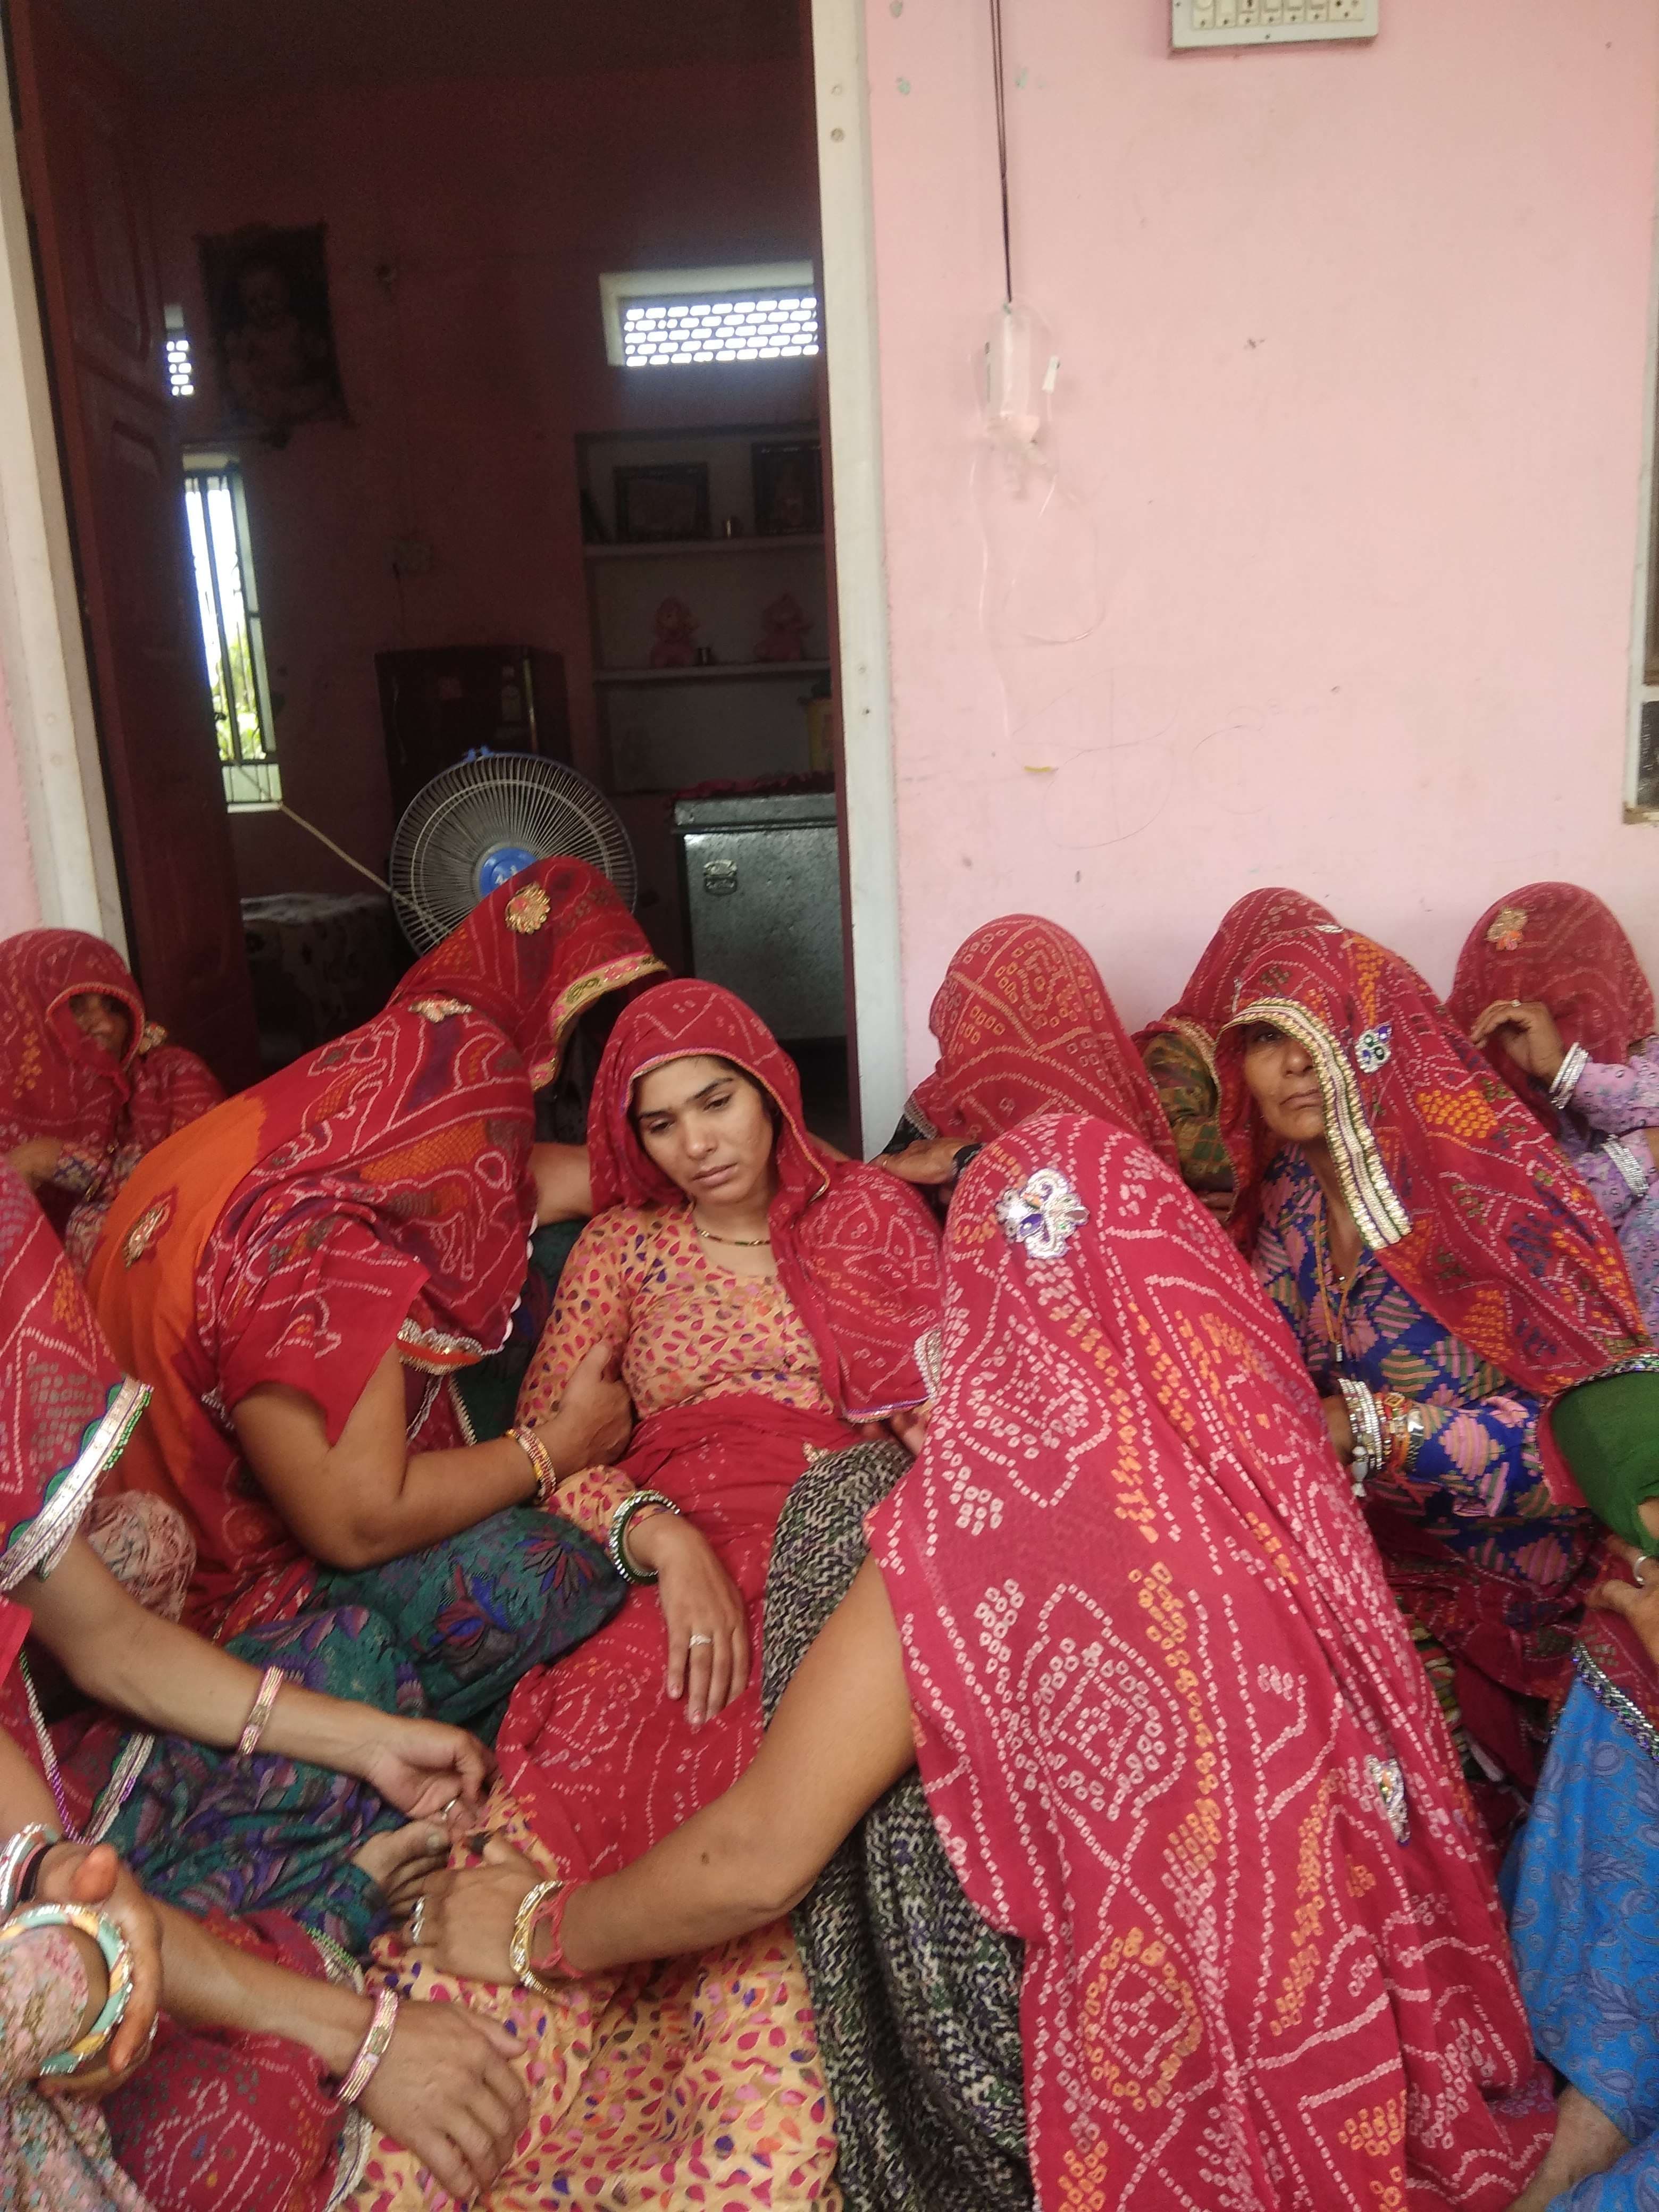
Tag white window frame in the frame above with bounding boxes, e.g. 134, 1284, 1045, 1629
183, 450, 281, 812
598, 261, 816, 367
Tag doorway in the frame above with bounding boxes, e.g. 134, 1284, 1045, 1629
3, 0, 901, 1149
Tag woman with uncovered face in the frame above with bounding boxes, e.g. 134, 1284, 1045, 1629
396, 1114, 1553, 2212
356, 978, 942, 2210
1217, 925, 1653, 1834
0, 930, 224, 1275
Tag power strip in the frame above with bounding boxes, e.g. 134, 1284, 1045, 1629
1172, 0, 1378, 49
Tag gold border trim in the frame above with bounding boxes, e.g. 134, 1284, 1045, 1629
1225, 998, 1411, 1249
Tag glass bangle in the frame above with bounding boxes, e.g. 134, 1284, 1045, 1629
0, 1902, 133, 2074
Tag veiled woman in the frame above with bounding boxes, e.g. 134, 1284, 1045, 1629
881, 913, 1176, 1193
401, 1114, 1554, 2212
1449, 882, 1659, 1334
1134, 886, 1338, 1211
0, 929, 223, 1273
86, 861, 663, 1725
1217, 923, 1653, 1825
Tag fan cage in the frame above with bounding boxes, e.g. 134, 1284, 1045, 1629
389, 755, 639, 954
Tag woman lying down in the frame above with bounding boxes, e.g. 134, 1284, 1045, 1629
400, 1113, 1553, 2212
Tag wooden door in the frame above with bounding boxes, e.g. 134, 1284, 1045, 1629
9, 0, 258, 1085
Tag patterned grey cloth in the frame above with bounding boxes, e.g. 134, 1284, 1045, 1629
761, 1441, 1030, 2212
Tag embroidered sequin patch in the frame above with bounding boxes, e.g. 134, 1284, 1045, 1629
1366, 1753, 1410, 1844
505, 883, 551, 935
1486, 906, 1527, 952
995, 1167, 1088, 1261
1354, 1024, 1392, 1074
122, 1191, 176, 1268
407, 996, 472, 1023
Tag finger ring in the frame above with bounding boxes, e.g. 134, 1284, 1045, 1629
687, 1633, 715, 1648
439, 1798, 458, 1817
409, 1897, 428, 1943
1637, 1566, 1648, 1590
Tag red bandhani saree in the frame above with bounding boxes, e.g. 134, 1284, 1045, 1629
1135, 886, 1339, 1062
906, 916, 1177, 1163
869, 1115, 1552, 2210
0, 928, 224, 1274
86, 860, 664, 1636
500, 978, 943, 1869
1448, 881, 1657, 1122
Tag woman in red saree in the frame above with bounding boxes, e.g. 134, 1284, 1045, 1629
351, 978, 941, 2209
0, 1161, 532, 2212
1134, 886, 1339, 1210
0, 929, 223, 1275
1448, 882, 1659, 1336
85, 861, 662, 1724
403, 1113, 1554, 2211
882, 912, 1176, 1192
1216, 923, 1654, 1822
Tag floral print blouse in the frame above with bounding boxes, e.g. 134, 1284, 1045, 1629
1252, 1146, 1581, 1591
1553, 1038, 1659, 1338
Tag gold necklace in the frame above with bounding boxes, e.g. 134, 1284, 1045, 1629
693, 1217, 772, 1249
1312, 1202, 1359, 1366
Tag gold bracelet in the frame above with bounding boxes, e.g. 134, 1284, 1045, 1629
508, 1424, 557, 1508
509, 1877, 565, 1996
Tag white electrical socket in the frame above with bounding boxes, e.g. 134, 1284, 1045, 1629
1172, 0, 1378, 48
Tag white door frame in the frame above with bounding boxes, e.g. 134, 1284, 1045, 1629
0, 15, 906, 1119
0, 31, 125, 946
811, 0, 908, 1151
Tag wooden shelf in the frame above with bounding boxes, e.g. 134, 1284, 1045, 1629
592, 659, 832, 688
584, 534, 824, 562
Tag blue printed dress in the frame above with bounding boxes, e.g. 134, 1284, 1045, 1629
1252, 1146, 1596, 1794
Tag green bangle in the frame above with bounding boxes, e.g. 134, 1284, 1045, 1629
0, 1901, 133, 2075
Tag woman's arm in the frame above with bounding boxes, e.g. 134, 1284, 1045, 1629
20, 1538, 492, 1817
32, 1842, 527, 2200
1564, 1051, 1659, 1137
405, 1560, 917, 1981
1360, 1384, 1561, 1524
233, 1338, 631, 1570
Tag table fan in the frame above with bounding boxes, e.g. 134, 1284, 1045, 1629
388, 751, 639, 955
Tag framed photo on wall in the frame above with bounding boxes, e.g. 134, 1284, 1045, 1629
752, 440, 823, 536
613, 463, 711, 543
199, 222, 347, 443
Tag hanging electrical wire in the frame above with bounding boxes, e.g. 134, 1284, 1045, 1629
990, 0, 1013, 305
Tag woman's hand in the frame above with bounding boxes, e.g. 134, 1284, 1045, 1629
32, 1842, 162, 2090
626, 1513, 749, 1728
397, 1834, 542, 1985
877, 1137, 961, 1188
538, 1344, 633, 1476
1468, 998, 1568, 1085
889, 1405, 931, 1457
350, 1717, 493, 1822
6, 1137, 63, 1187
1587, 1537, 1659, 1666
358, 1992, 530, 2201
1320, 1395, 1354, 1462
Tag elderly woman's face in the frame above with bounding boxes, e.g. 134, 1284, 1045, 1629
632, 1054, 776, 1211
67, 991, 131, 1061
1240, 1022, 1328, 1145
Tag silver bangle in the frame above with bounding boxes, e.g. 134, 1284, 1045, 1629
607, 1491, 680, 1585
1604, 1136, 1652, 1200
1548, 1043, 1590, 1111
1337, 1378, 1384, 1498
0, 1824, 58, 1916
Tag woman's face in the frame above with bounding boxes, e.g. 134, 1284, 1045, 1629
1240, 1022, 1328, 1144
67, 991, 131, 1061
633, 1054, 777, 1210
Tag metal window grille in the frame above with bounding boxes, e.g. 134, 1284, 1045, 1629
621, 290, 819, 368
183, 463, 281, 808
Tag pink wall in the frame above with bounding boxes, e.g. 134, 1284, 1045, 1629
864, 0, 1659, 1070
146, 58, 818, 904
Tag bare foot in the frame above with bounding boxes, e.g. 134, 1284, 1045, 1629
1509, 2084, 1630, 2211
351, 1819, 452, 1906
